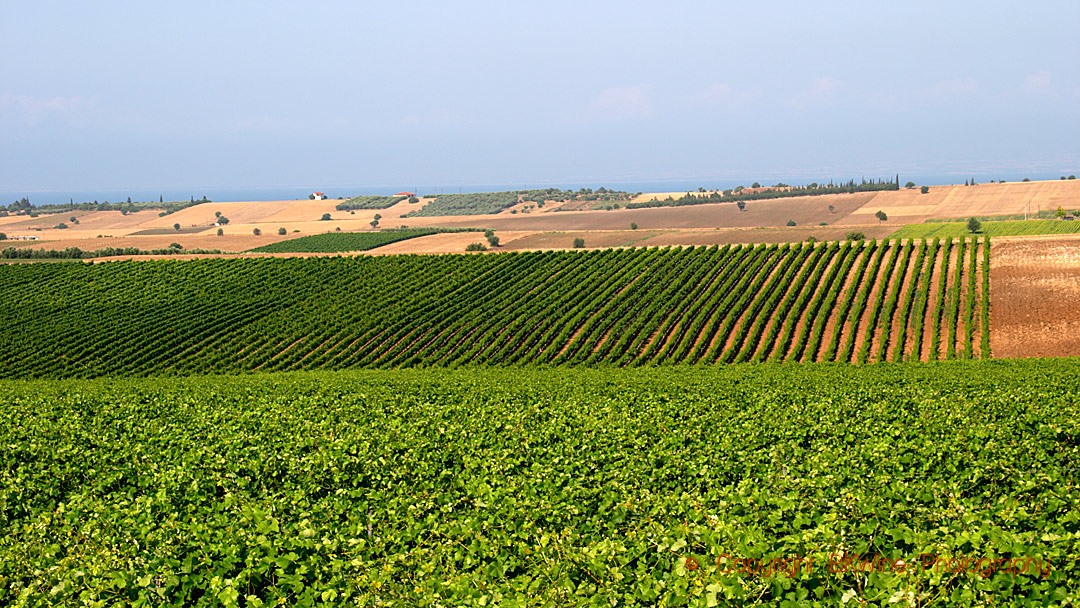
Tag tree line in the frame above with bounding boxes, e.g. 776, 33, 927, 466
626, 177, 901, 210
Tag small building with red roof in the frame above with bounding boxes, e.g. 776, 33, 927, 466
394, 191, 415, 197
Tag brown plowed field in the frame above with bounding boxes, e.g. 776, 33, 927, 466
990, 237, 1080, 359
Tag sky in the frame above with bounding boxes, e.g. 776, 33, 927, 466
2, 0, 1078, 196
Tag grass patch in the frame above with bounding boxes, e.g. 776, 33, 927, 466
890, 219, 1080, 240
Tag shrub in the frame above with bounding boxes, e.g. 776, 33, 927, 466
55, 223, 68, 230
253, 228, 261, 236
465, 242, 488, 252
786, 220, 797, 226
320, 213, 331, 221
967, 217, 981, 233
1022, 177, 1031, 182
920, 186, 929, 194
217, 228, 223, 236
169, 242, 182, 249
0, 233, 6, 240
630, 222, 638, 230
845, 231, 866, 241
486, 234, 500, 247
278, 227, 287, 235
173, 223, 181, 231
875, 211, 888, 222
737, 201, 746, 211
905, 181, 916, 189
573, 237, 585, 248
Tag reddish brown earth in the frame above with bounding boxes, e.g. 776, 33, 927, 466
990, 237, 1080, 359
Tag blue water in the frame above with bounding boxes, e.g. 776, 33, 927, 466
4, 172, 1068, 206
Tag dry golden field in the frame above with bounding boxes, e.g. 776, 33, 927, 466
3, 179, 1077, 255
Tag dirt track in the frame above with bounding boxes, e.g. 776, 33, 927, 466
990, 237, 1080, 358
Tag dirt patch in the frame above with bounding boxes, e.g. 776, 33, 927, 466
4, 232, 296, 253
129, 226, 213, 235
501, 230, 661, 250
365, 232, 535, 255
990, 236, 1080, 358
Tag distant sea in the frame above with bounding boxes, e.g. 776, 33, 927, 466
3, 172, 1069, 206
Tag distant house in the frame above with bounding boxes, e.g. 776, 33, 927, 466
1064, 215, 1075, 221
312, 192, 327, 200
394, 191, 416, 197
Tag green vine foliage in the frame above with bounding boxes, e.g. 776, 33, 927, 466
1, 364, 1076, 606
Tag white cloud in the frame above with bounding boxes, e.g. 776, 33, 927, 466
697, 82, 762, 108
0, 94, 94, 126
789, 77, 841, 110
926, 77, 978, 99
1022, 70, 1053, 95
590, 85, 653, 120
809, 77, 839, 95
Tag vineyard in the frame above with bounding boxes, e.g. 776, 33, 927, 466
891, 219, 1080, 240
334, 195, 407, 211
246, 229, 442, 253
2, 363, 1076, 606
403, 188, 634, 217
0, 238, 990, 379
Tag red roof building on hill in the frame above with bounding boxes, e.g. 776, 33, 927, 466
394, 191, 415, 197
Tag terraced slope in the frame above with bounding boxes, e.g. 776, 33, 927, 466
0, 239, 989, 378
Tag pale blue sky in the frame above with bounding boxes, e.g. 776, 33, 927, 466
2, 1, 1077, 195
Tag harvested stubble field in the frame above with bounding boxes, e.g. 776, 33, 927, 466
3, 233, 299, 254
5, 180, 1076, 257
840, 179, 1080, 225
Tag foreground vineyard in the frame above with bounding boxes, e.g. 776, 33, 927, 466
2, 363, 1076, 606
0, 239, 990, 378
